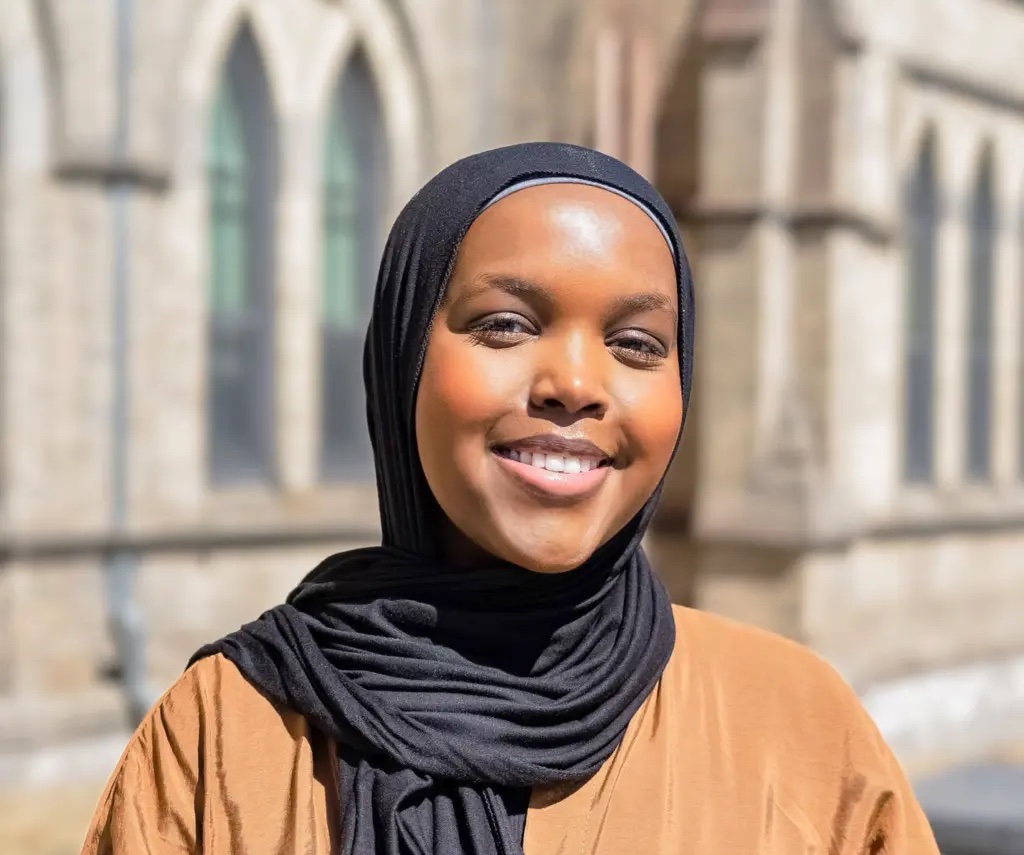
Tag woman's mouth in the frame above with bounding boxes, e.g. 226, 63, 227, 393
491, 445, 613, 501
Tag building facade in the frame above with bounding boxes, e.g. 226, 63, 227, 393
0, 0, 1023, 780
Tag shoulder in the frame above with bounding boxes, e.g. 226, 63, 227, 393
665, 604, 894, 767
662, 606, 941, 849
126, 653, 280, 755
669, 604, 860, 701
82, 654, 315, 854
128, 653, 309, 766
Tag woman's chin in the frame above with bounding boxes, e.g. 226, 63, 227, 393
482, 511, 623, 574
500, 538, 599, 575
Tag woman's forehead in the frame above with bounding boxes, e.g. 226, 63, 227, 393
481, 176, 674, 251
451, 183, 678, 296
473, 182, 672, 253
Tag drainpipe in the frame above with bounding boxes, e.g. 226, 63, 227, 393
104, 0, 152, 726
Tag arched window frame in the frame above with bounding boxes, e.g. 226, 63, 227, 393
206, 23, 278, 486
319, 47, 389, 480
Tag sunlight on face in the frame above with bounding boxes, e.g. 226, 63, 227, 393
415, 183, 682, 573
548, 202, 623, 260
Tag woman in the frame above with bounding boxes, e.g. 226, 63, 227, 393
82, 143, 938, 854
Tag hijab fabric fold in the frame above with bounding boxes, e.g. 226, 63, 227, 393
192, 142, 696, 855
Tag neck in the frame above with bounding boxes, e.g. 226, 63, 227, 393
436, 516, 496, 570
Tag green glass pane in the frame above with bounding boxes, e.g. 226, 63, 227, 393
208, 78, 248, 318
322, 101, 359, 330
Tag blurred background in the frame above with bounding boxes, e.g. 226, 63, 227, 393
1, 0, 1023, 852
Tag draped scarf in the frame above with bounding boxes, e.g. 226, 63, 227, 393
192, 142, 696, 855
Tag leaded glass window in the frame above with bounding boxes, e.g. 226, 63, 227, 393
206, 25, 278, 485
903, 134, 938, 483
965, 149, 995, 481
320, 49, 388, 479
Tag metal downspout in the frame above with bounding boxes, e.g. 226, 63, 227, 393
104, 0, 151, 726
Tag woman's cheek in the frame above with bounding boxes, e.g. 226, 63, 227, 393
428, 333, 529, 427
610, 371, 682, 468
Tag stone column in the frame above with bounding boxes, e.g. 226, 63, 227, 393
654, 0, 888, 637
594, 8, 659, 179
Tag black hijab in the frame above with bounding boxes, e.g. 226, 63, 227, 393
192, 142, 695, 855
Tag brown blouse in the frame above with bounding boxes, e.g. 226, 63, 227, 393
81, 605, 939, 854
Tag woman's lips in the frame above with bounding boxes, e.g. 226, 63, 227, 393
491, 450, 611, 500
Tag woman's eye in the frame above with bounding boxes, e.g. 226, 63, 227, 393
609, 332, 668, 365
468, 313, 535, 346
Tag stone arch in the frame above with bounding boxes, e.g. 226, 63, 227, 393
303, 0, 427, 221
170, 0, 293, 237
179, 0, 291, 129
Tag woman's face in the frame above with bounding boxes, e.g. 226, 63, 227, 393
415, 183, 682, 573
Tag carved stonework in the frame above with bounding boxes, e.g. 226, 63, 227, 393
748, 385, 823, 502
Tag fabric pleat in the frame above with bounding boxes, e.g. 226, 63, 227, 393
192, 142, 696, 855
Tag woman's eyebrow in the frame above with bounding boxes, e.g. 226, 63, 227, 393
449, 274, 676, 325
604, 292, 677, 326
449, 274, 556, 311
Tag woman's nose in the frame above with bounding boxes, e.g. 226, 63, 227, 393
528, 332, 609, 418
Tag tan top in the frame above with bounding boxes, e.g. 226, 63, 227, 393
82, 606, 939, 854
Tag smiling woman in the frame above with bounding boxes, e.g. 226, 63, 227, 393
417, 182, 681, 573
81, 143, 938, 855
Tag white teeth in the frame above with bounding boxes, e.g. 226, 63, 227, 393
545, 455, 565, 472
500, 449, 604, 473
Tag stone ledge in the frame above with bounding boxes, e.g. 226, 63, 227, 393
0, 731, 129, 791
0, 688, 127, 754
0, 520, 380, 562
675, 199, 894, 244
870, 487, 1024, 540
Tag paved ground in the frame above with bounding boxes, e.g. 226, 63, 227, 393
0, 781, 103, 855
916, 763, 1024, 855
0, 733, 126, 855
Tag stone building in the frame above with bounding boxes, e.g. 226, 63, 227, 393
1, 0, 1023, 785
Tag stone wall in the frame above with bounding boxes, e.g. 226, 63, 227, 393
0, 0, 1023, 777
653, 0, 1024, 770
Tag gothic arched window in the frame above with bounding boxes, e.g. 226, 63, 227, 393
903, 133, 939, 483
320, 49, 388, 479
206, 25, 278, 484
965, 148, 996, 481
